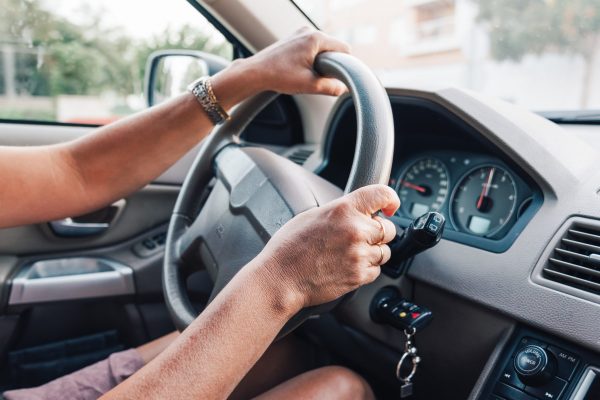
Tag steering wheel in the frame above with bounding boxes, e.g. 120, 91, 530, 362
163, 52, 394, 335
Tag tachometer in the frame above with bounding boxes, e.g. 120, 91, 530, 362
397, 158, 449, 218
450, 165, 517, 236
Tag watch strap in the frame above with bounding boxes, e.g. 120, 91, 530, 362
187, 77, 230, 125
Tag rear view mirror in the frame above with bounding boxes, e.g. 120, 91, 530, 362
144, 50, 230, 107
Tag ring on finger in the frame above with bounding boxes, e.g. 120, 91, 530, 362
377, 244, 385, 265
373, 216, 386, 244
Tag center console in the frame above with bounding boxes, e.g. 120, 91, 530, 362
481, 329, 600, 400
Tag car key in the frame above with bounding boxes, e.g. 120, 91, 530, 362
371, 287, 434, 332
370, 287, 432, 398
396, 328, 420, 398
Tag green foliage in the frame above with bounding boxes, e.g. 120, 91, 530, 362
476, 0, 600, 62
0, 0, 232, 98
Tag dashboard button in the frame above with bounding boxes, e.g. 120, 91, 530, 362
547, 346, 579, 381
524, 376, 567, 400
494, 382, 537, 400
500, 361, 525, 390
379, 300, 391, 310
515, 345, 547, 376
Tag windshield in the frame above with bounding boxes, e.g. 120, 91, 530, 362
294, 0, 600, 112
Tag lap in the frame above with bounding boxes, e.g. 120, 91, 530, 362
253, 366, 374, 400
3, 332, 373, 400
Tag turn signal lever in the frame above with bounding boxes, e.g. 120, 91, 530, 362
383, 211, 446, 277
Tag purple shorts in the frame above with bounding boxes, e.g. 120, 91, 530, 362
3, 349, 144, 400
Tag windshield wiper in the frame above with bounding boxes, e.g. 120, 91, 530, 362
539, 110, 600, 124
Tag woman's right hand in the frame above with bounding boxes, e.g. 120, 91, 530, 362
253, 184, 400, 312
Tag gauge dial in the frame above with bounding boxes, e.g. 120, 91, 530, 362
451, 165, 517, 236
397, 158, 449, 218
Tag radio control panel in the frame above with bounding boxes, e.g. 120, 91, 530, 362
482, 329, 598, 400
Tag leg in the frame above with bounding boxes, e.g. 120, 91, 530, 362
136, 332, 369, 400
253, 366, 375, 400
136, 331, 180, 364
229, 334, 315, 399
136, 331, 316, 399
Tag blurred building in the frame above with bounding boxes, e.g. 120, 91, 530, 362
317, 0, 465, 69
304, 0, 600, 110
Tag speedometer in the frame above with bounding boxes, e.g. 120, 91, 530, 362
450, 165, 517, 236
397, 158, 449, 218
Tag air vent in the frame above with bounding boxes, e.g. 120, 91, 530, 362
287, 148, 314, 165
543, 222, 600, 296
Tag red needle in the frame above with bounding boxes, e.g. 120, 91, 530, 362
477, 167, 496, 210
401, 180, 427, 193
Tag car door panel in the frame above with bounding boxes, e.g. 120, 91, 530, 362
0, 120, 199, 379
0, 184, 178, 254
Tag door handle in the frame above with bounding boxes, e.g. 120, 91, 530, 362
49, 199, 126, 237
49, 218, 110, 237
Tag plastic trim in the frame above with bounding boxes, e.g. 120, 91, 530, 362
570, 367, 600, 400
185, 0, 252, 57
8, 257, 135, 305
468, 325, 516, 400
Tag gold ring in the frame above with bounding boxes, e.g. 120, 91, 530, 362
374, 216, 386, 243
377, 244, 385, 265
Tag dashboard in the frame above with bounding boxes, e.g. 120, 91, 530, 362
310, 87, 600, 399
319, 95, 542, 252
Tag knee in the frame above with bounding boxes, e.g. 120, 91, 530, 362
316, 366, 374, 400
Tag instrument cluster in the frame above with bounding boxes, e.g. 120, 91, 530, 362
391, 151, 536, 240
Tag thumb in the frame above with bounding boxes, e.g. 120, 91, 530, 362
348, 185, 400, 216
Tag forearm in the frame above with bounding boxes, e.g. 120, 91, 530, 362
0, 60, 260, 228
102, 256, 300, 400
62, 60, 261, 215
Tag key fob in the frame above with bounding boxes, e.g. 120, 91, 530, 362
381, 298, 433, 331
371, 287, 433, 332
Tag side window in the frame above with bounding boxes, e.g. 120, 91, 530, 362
0, 0, 232, 124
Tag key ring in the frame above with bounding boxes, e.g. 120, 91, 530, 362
395, 349, 421, 383
396, 327, 420, 384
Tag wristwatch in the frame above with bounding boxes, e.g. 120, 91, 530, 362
187, 77, 230, 125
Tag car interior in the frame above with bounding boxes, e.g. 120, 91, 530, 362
1, 1, 600, 399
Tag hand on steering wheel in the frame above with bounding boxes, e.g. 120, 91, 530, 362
253, 185, 398, 311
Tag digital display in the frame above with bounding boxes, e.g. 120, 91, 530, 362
410, 203, 430, 218
468, 215, 491, 235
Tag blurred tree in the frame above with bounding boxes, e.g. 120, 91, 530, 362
0, 0, 118, 96
0, 0, 231, 99
476, 0, 600, 108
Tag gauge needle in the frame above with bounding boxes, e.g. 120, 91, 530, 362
477, 167, 496, 210
401, 180, 427, 193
